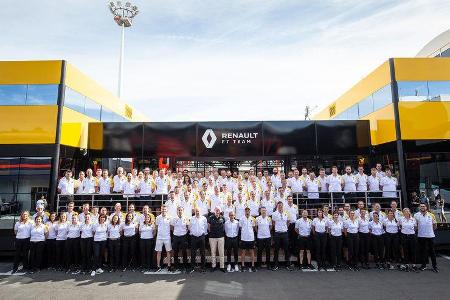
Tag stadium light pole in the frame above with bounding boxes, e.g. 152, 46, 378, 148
108, 1, 139, 99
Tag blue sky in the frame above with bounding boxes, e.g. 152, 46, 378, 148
1, 0, 450, 121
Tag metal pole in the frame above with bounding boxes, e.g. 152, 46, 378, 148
118, 23, 125, 98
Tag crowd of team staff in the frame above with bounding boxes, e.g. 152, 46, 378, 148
12, 165, 439, 275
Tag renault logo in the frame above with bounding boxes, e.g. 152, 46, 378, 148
202, 129, 217, 148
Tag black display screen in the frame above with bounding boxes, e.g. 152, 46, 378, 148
263, 121, 316, 155
143, 122, 196, 157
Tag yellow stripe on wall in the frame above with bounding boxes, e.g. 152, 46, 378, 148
60, 107, 97, 148
0, 60, 62, 84
394, 58, 450, 81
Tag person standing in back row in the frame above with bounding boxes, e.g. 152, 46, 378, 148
415, 203, 438, 273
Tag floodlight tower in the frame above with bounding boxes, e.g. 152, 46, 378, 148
108, 1, 139, 99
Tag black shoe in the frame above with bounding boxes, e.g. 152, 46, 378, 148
419, 265, 427, 271
210, 267, 216, 273
286, 264, 294, 271
251, 267, 257, 272
200, 268, 206, 273
220, 268, 226, 273
432, 267, 439, 273
11, 269, 18, 274
308, 264, 315, 270
272, 265, 279, 271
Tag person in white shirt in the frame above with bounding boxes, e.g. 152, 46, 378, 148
312, 209, 328, 270
13, 211, 33, 273
140, 213, 156, 272
155, 170, 170, 200
222, 195, 235, 222
58, 170, 75, 205
399, 208, 417, 271
256, 207, 272, 270
369, 212, 385, 269
79, 213, 94, 274
343, 211, 359, 270
318, 168, 329, 201
367, 167, 381, 204
358, 208, 370, 269
107, 214, 122, 272
54, 213, 69, 271
239, 207, 256, 272
45, 212, 58, 270
355, 166, 368, 196
271, 201, 294, 271
328, 166, 343, 203
247, 191, 260, 217
189, 207, 208, 273
98, 169, 112, 200
29, 215, 48, 272
155, 205, 172, 271
375, 163, 385, 180
260, 190, 275, 216
295, 209, 313, 270
271, 168, 282, 189
380, 169, 398, 202
32, 204, 49, 223
414, 203, 438, 272
122, 212, 138, 271
225, 211, 240, 272
389, 200, 403, 222
112, 167, 126, 199
139, 172, 155, 202
284, 196, 298, 256
171, 206, 189, 271
289, 170, 303, 194
305, 171, 321, 201
328, 211, 344, 271
91, 214, 108, 276
122, 173, 137, 199
66, 213, 81, 274
342, 166, 357, 203
78, 203, 90, 224
83, 168, 97, 195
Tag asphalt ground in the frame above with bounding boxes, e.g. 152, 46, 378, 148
1, 256, 450, 300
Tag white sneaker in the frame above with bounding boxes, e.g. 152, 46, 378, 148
234, 265, 239, 272
96, 268, 104, 274
90, 270, 96, 277
227, 264, 231, 272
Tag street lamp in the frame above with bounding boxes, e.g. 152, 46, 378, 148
108, 1, 139, 99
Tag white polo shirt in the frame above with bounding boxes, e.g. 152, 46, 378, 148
58, 177, 75, 195
170, 216, 188, 236
312, 217, 327, 233
156, 215, 171, 240
358, 216, 370, 233
80, 223, 94, 238
284, 204, 298, 224
384, 218, 399, 234
107, 223, 121, 239
295, 218, 312, 237
122, 223, 137, 237
122, 181, 136, 197
329, 220, 343, 237
306, 179, 320, 199
30, 224, 46, 242
225, 219, 239, 238
415, 212, 436, 238
261, 198, 275, 216
380, 176, 398, 198
94, 223, 108, 241
248, 199, 260, 217
155, 176, 169, 194
46, 222, 57, 239
139, 179, 153, 196
55, 222, 69, 240
98, 177, 112, 194
272, 211, 288, 233
83, 176, 96, 194
342, 174, 356, 192
235, 200, 247, 220
368, 175, 380, 192
356, 173, 368, 192
318, 176, 328, 192
344, 219, 359, 234
328, 174, 342, 192
239, 216, 255, 241
256, 215, 271, 239
140, 223, 155, 239
67, 223, 81, 238
369, 221, 384, 236
290, 177, 303, 193
222, 204, 235, 222
112, 175, 125, 193
190, 215, 208, 237
400, 217, 416, 235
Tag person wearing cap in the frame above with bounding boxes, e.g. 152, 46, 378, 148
272, 201, 293, 271
208, 206, 226, 272
170, 206, 189, 272
189, 207, 208, 273
256, 207, 272, 270
36, 195, 47, 210
239, 207, 256, 272
225, 211, 240, 272
414, 203, 438, 272
32, 204, 49, 223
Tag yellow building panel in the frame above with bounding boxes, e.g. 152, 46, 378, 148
88, 123, 104, 150
361, 104, 396, 145
399, 101, 450, 140
0, 106, 57, 144
394, 58, 450, 81
61, 107, 97, 148
0, 60, 62, 84
314, 61, 391, 120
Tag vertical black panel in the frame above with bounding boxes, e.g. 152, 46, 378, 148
197, 122, 263, 157
100, 122, 144, 157
143, 122, 196, 157
263, 121, 316, 155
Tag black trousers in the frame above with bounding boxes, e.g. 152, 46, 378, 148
80, 237, 93, 271
417, 237, 437, 268
314, 232, 327, 267
30, 241, 45, 270
191, 235, 206, 268
257, 238, 271, 266
108, 239, 121, 269
172, 235, 188, 267
226, 236, 239, 266
122, 235, 136, 268
55, 240, 66, 269
329, 235, 343, 267
401, 234, 416, 264
46, 239, 56, 268
140, 238, 155, 269
371, 234, 384, 264
65, 237, 80, 269
347, 233, 359, 266
288, 223, 296, 255
384, 233, 399, 264
13, 238, 30, 271
273, 232, 290, 266
93, 240, 107, 270
358, 232, 369, 264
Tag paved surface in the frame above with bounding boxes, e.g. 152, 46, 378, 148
1, 258, 450, 300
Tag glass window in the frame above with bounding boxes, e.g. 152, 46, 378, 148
26, 84, 58, 105
428, 81, 450, 101
358, 95, 373, 117
85, 97, 101, 120
373, 84, 392, 110
397, 81, 428, 101
64, 87, 85, 114
347, 104, 359, 120
0, 85, 27, 105
100, 107, 115, 122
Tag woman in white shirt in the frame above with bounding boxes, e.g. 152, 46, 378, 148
344, 211, 359, 271
399, 208, 417, 271
224, 211, 240, 272
107, 214, 122, 272
328, 211, 344, 271
55, 213, 69, 271
312, 209, 328, 270
91, 214, 108, 276
358, 208, 370, 269
369, 212, 385, 269
122, 212, 138, 271
80, 213, 94, 274
45, 212, 58, 270
383, 210, 400, 270
66, 213, 81, 274
139, 214, 156, 272
29, 215, 48, 272
13, 211, 32, 273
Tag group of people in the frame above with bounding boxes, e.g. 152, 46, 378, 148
12, 165, 439, 276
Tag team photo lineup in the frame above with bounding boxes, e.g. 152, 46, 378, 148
13, 164, 438, 277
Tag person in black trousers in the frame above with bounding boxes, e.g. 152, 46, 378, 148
416, 203, 438, 273
29, 215, 48, 273
80, 213, 94, 274
92, 215, 108, 276
369, 212, 385, 269
189, 207, 208, 273
13, 211, 32, 273
344, 211, 359, 270
107, 214, 122, 272
312, 210, 328, 270
383, 210, 400, 270
66, 214, 81, 274
171, 207, 189, 271
122, 213, 138, 271
256, 207, 272, 270
272, 202, 293, 271
45, 212, 57, 270
328, 212, 344, 271
225, 211, 240, 272
139, 214, 156, 272
358, 209, 370, 269
399, 208, 417, 272
55, 213, 69, 271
